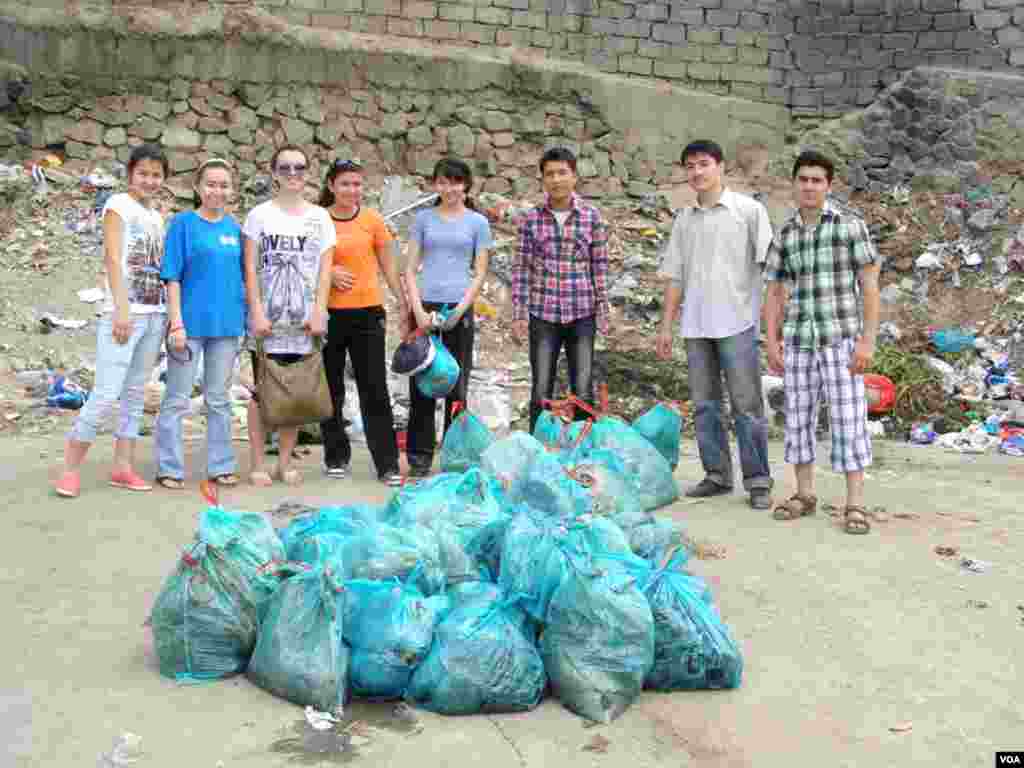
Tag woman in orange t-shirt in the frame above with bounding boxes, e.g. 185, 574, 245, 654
317, 159, 408, 486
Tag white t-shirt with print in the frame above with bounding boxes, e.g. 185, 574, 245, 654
243, 201, 336, 355
101, 192, 166, 315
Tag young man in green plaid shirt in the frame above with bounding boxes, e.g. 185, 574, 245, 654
763, 150, 881, 535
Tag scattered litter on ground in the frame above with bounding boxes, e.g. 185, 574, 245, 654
77, 287, 104, 303
934, 546, 959, 557
582, 734, 611, 754
959, 557, 991, 574
965, 599, 988, 609
888, 721, 913, 734
97, 731, 143, 767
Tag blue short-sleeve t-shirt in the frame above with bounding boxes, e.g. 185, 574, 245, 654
161, 210, 245, 338
412, 208, 493, 304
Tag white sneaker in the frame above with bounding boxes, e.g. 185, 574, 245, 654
324, 464, 349, 479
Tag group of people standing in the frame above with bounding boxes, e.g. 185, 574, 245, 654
50, 137, 881, 535
52, 143, 496, 497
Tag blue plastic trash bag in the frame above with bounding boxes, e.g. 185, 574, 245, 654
533, 409, 565, 449
278, 505, 381, 559
567, 449, 645, 519
540, 554, 655, 723
148, 514, 280, 683
521, 450, 593, 520
343, 579, 448, 699
587, 418, 679, 512
931, 327, 976, 354
341, 523, 446, 595
639, 553, 743, 691
628, 518, 686, 565
385, 469, 504, 585
385, 469, 503, 536
465, 516, 511, 581
632, 403, 682, 469
499, 506, 631, 623
441, 405, 496, 473
247, 566, 349, 712
415, 335, 460, 399
498, 506, 576, 623
291, 533, 347, 571
406, 584, 546, 715
481, 432, 546, 501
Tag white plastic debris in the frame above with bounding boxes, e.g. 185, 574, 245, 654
924, 356, 958, 394
936, 425, 998, 454
867, 421, 885, 437
97, 732, 143, 767
304, 705, 340, 731
40, 313, 88, 330
915, 251, 944, 270
78, 287, 105, 303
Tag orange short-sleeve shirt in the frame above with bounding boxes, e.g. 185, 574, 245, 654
327, 207, 394, 309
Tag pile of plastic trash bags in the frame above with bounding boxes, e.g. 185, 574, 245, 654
148, 402, 743, 723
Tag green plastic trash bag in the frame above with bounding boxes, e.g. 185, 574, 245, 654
631, 403, 682, 469
640, 553, 742, 691
405, 584, 546, 715
246, 566, 349, 712
148, 507, 285, 683
540, 554, 655, 723
343, 579, 448, 699
441, 404, 496, 473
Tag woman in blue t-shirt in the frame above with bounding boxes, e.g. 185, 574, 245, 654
403, 158, 493, 477
154, 158, 246, 488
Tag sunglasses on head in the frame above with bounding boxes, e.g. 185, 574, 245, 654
332, 159, 363, 172
275, 163, 307, 176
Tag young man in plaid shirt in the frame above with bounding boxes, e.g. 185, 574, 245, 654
763, 150, 881, 534
512, 147, 609, 432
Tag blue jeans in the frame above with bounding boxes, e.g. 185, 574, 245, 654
528, 314, 596, 433
685, 326, 772, 492
155, 337, 240, 480
69, 313, 166, 443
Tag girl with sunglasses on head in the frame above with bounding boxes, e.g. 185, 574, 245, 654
153, 158, 246, 490
55, 143, 169, 498
316, 159, 407, 486
403, 157, 492, 478
242, 145, 336, 486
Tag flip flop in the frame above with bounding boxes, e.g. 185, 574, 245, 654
211, 473, 239, 487
249, 470, 273, 487
155, 476, 185, 490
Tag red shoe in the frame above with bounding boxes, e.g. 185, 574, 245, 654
55, 471, 80, 498
109, 469, 153, 492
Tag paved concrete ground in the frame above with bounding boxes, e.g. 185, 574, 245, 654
2, 433, 1022, 768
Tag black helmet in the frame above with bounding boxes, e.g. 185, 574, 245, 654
391, 334, 436, 376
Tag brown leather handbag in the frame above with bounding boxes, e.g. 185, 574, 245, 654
255, 337, 334, 429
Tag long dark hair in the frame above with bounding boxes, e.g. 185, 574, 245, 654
317, 159, 363, 208
431, 157, 477, 211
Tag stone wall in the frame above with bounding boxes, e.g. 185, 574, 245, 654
0, 6, 790, 193
8, 0, 1019, 118
801, 67, 1024, 192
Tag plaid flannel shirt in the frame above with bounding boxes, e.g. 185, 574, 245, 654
512, 194, 609, 325
764, 201, 879, 350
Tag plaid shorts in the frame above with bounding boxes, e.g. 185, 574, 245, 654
783, 337, 872, 473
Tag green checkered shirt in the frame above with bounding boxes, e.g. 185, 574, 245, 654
764, 202, 878, 350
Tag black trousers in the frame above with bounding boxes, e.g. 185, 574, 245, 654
528, 314, 596, 434
407, 302, 474, 471
320, 306, 400, 477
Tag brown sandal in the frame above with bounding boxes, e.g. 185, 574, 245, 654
211, 473, 239, 487
773, 493, 817, 521
843, 505, 871, 535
